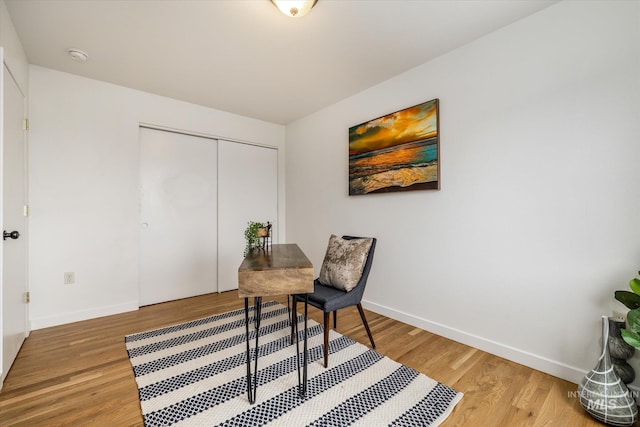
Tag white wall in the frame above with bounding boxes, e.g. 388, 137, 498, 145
285, 0, 640, 385
28, 66, 285, 329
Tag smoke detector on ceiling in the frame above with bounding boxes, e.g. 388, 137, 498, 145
67, 48, 88, 63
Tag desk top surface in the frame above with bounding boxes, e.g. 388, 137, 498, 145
238, 244, 314, 297
238, 243, 312, 272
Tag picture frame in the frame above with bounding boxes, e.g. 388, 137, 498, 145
348, 99, 440, 195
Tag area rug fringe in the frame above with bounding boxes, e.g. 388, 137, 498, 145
125, 301, 462, 426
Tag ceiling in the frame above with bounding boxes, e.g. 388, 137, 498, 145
5, 0, 557, 125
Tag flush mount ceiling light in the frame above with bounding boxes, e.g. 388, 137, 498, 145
67, 48, 88, 63
271, 0, 317, 18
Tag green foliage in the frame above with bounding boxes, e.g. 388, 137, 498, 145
615, 272, 640, 349
614, 290, 640, 309
621, 329, 640, 349
627, 307, 640, 332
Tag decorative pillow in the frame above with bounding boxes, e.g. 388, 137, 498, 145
318, 235, 373, 292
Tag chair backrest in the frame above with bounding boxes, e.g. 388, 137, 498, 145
341, 235, 376, 299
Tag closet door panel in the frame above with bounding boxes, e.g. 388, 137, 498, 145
139, 128, 218, 305
217, 141, 278, 292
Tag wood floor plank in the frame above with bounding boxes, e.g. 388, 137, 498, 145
0, 292, 622, 426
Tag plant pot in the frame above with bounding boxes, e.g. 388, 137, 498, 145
257, 227, 269, 237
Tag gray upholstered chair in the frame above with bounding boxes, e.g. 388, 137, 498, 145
291, 235, 376, 368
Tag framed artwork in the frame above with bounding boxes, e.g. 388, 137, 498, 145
348, 99, 440, 195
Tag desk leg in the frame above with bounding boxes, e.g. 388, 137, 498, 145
244, 296, 262, 404
294, 294, 309, 397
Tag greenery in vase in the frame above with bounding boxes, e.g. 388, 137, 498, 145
244, 221, 266, 256
614, 271, 640, 348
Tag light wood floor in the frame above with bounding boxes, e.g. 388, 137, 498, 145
0, 291, 610, 426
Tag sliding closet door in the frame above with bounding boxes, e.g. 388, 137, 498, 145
139, 128, 217, 306
217, 140, 278, 292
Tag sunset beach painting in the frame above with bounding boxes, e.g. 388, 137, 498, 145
349, 99, 440, 195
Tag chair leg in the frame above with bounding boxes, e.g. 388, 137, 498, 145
357, 303, 376, 349
333, 310, 337, 329
290, 296, 298, 345
324, 312, 330, 368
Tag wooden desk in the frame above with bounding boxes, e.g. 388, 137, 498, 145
238, 244, 314, 404
238, 243, 313, 297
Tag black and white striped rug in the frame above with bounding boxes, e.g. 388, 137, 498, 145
125, 301, 463, 426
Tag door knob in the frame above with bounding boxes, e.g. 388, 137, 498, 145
3, 230, 20, 240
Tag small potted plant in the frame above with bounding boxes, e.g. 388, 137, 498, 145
244, 221, 271, 256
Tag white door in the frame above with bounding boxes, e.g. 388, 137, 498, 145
139, 128, 217, 306
1, 60, 29, 384
217, 140, 278, 292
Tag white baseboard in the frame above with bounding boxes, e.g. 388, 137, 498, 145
30, 301, 139, 330
362, 299, 587, 385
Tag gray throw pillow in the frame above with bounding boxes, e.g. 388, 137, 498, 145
318, 235, 373, 292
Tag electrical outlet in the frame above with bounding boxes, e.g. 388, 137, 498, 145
64, 272, 75, 285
